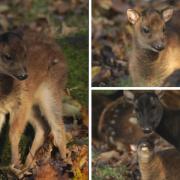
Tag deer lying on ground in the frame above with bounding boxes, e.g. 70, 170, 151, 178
127, 7, 180, 86
0, 27, 67, 168
137, 137, 180, 180
97, 95, 144, 151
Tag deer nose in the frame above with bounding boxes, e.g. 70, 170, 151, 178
16, 73, 28, 80
143, 128, 152, 134
15, 67, 28, 80
153, 42, 165, 51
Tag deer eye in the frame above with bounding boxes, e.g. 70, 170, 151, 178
142, 26, 150, 34
3, 54, 12, 60
151, 105, 156, 110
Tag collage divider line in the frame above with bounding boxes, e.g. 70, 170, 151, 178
91, 87, 180, 90
89, 0, 92, 179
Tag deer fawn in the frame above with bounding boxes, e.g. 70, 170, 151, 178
137, 137, 180, 180
127, 7, 180, 86
0, 28, 67, 167
133, 92, 180, 151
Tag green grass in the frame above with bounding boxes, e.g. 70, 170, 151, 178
92, 164, 128, 180
92, 141, 128, 180
57, 30, 88, 107
116, 77, 132, 87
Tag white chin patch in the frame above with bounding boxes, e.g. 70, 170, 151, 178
141, 146, 149, 151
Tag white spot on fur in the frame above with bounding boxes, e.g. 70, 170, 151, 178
130, 144, 137, 152
53, 59, 59, 64
110, 120, 116, 124
123, 90, 134, 100
109, 136, 114, 144
129, 117, 138, 124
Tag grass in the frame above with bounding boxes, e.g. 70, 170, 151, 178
92, 148, 129, 180
92, 164, 128, 180
116, 77, 132, 87
58, 30, 88, 107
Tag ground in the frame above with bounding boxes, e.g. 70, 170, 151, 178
0, 0, 88, 179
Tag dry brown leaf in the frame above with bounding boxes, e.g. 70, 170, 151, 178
95, 150, 120, 163
53, 1, 71, 14
35, 163, 68, 180
80, 107, 88, 127
70, 145, 88, 180
97, 0, 113, 10
61, 22, 78, 36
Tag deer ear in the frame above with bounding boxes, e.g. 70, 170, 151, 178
162, 8, 173, 22
127, 9, 140, 24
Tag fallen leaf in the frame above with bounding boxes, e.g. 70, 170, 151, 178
61, 22, 78, 36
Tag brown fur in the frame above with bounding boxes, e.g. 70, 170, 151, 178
0, 28, 67, 167
128, 8, 180, 86
98, 96, 144, 150
138, 141, 180, 180
157, 90, 180, 110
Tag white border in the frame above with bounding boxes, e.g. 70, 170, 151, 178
89, 1, 180, 179
89, 0, 180, 180
89, 0, 92, 179
91, 87, 180, 90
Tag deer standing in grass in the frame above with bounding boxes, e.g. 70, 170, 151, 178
0, 28, 67, 168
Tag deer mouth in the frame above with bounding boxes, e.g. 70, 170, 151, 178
138, 138, 154, 152
151, 43, 165, 52
139, 143, 153, 152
